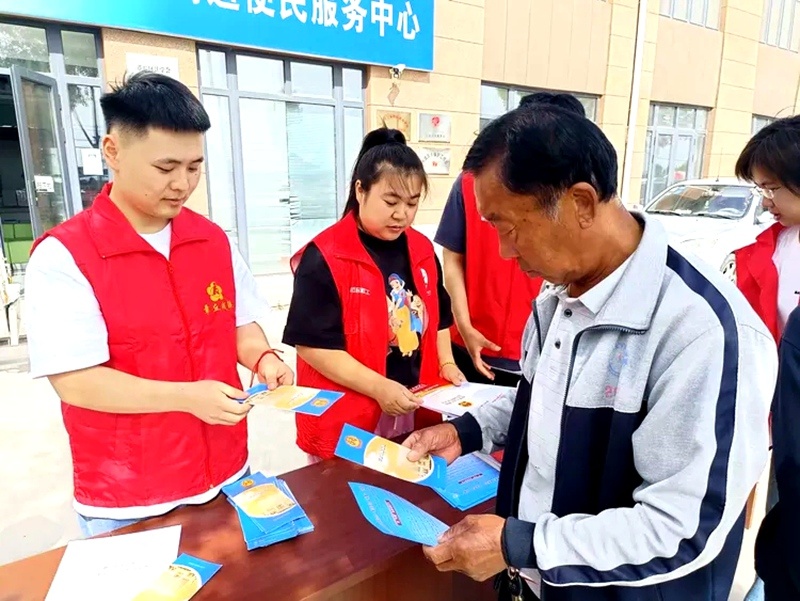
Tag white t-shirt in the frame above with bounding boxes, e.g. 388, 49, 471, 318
518, 257, 631, 595
23, 223, 270, 519
772, 225, 800, 336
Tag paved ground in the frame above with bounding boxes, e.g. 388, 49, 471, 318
0, 309, 762, 599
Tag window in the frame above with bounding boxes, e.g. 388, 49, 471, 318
761, 0, 800, 51
752, 114, 776, 134
199, 49, 365, 275
646, 184, 755, 220
0, 23, 50, 72
479, 83, 599, 130
660, 0, 720, 28
641, 104, 709, 203
58, 30, 107, 210
0, 22, 105, 214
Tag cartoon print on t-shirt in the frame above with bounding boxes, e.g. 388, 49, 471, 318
388, 273, 426, 357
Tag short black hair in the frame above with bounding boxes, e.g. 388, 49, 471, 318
736, 115, 800, 194
463, 104, 618, 213
100, 71, 211, 136
518, 91, 586, 118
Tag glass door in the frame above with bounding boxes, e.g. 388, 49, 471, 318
10, 65, 71, 238
239, 98, 291, 275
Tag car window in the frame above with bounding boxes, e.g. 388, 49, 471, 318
645, 185, 753, 220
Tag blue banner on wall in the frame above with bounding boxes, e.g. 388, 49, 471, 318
0, 0, 435, 71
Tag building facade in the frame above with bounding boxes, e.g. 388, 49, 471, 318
0, 0, 798, 304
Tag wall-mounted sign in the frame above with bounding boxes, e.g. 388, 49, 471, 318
126, 53, 180, 80
418, 113, 451, 143
418, 147, 451, 175
0, 0, 435, 71
376, 110, 412, 141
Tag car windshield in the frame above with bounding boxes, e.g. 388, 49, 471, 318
646, 185, 754, 220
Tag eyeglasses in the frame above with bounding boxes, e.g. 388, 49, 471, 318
756, 186, 779, 200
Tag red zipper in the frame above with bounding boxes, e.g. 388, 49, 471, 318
166, 261, 213, 489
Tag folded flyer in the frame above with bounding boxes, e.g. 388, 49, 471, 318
222, 472, 313, 551
349, 482, 449, 547
244, 384, 344, 416
432, 453, 500, 511
411, 382, 514, 417
132, 554, 221, 601
335, 424, 447, 489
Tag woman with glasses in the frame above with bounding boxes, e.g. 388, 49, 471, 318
735, 115, 800, 601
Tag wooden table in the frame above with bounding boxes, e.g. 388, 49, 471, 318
0, 459, 498, 600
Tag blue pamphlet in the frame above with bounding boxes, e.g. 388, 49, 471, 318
244, 384, 344, 416
132, 553, 221, 600
334, 424, 447, 489
432, 453, 500, 511
349, 482, 449, 547
222, 472, 313, 551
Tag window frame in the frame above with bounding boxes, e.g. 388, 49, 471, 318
659, 0, 721, 29
479, 82, 600, 129
641, 103, 710, 204
761, 0, 800, 51
752, 114, 776, 135
197, 45, 365, 269
0, 18, 105, 218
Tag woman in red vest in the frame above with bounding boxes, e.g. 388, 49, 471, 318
434, 92, 585, 386
735, 116, 800, 601
283, 128, 465, 461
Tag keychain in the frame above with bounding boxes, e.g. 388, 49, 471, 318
507, 567, 524, 601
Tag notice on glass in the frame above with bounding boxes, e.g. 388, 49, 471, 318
349, 482, 449, 547
45, 525, 181, 601
335, 424, 447, 489
34, 175, 55, 193
80, 148, 105, 176
244, 384, 343, 416
412, 382, 514, 417
132, 554, 221, 601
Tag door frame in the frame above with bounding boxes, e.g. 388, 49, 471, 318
10, 65, 73, 238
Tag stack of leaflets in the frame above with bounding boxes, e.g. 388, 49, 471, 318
432, 453, 500, 511
222, 472, 313, 551
411, 382, 514, 417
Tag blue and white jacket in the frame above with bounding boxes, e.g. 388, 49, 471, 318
452, 214, 777, 601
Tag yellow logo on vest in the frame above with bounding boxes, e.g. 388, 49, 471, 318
204, 281, 233, 314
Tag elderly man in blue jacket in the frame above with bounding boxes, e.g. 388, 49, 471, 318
404, 105, 777, 601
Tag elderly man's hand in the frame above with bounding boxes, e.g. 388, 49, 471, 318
423, 514, 507, 581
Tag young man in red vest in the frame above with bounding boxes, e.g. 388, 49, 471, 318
435, 92, 586, 386
23, 72, 293, 537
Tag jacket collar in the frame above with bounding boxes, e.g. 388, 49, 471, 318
89, 183, 208, 258
332, 211, 379, 265
536, 212, 667, 332
746, 222, 784, 283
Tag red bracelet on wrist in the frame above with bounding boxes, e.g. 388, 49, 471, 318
250, 348, 284, 387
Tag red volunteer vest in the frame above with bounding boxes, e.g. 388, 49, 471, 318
30, 184, 247, 510
290, 214, 443, 459
735, 222, 784, 342
451, 172, 543, 362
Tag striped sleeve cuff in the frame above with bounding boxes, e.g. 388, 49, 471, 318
503, 517, 537, 569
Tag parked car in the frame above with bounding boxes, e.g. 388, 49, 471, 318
644, 178, 774, 281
